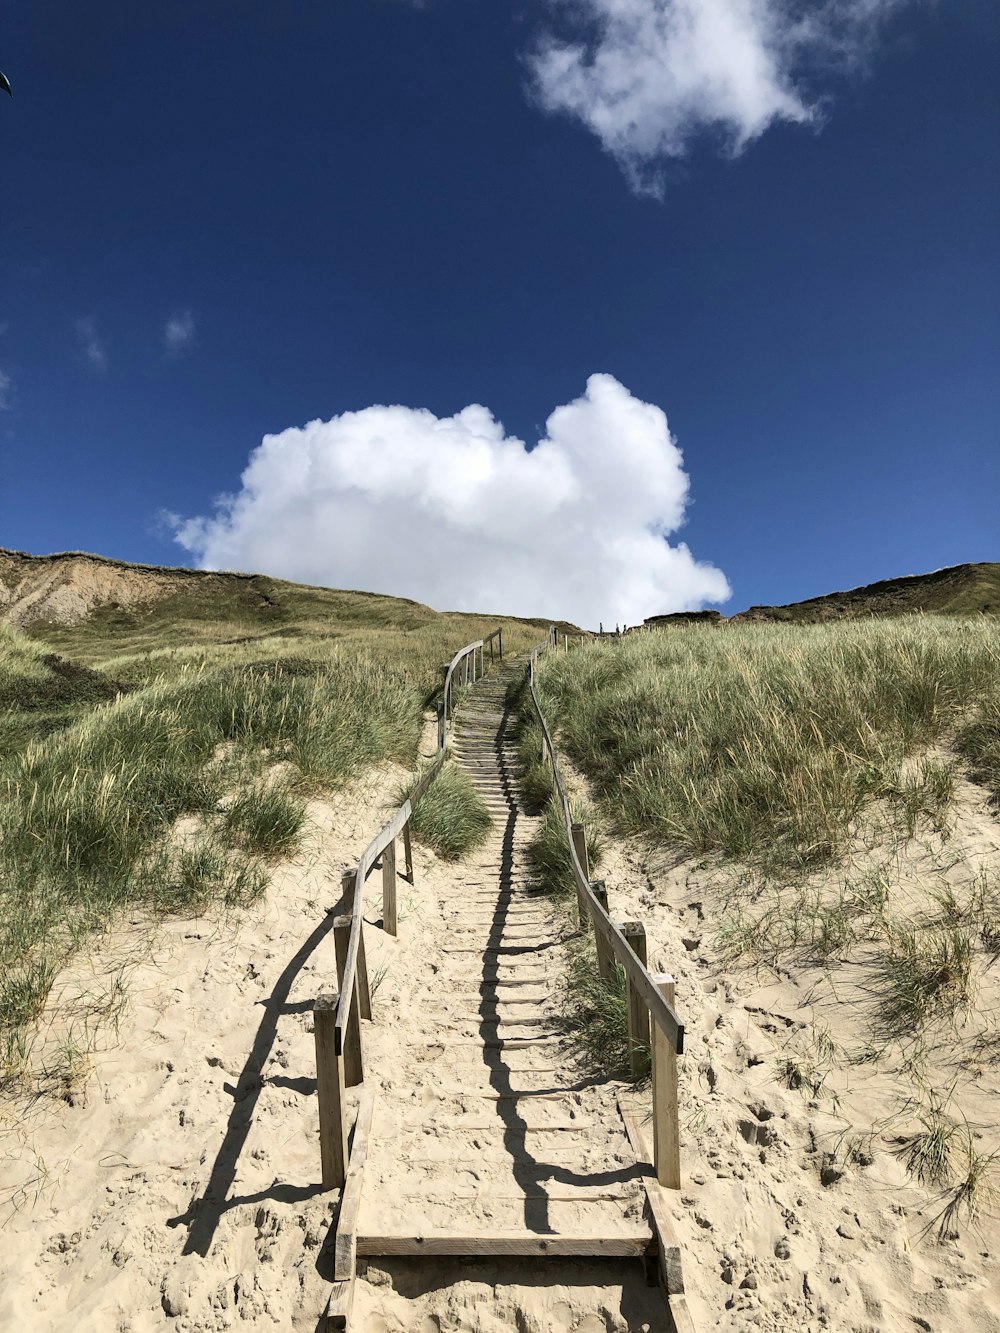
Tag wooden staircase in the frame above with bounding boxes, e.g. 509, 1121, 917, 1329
353, 659, 653, 1262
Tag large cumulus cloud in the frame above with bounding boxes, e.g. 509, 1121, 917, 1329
173, 373, 729, 628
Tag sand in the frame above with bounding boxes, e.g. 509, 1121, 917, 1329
608, 770, 1000, 1332
0, 761, 408, 1330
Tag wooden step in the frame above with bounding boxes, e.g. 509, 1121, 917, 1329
356, 1230, 652, 1258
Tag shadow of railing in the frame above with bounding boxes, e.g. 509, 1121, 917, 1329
167, 896, 349, 1256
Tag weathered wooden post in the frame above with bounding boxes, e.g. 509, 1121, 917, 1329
382, 837, 397, 936
437, 698, 445, 750
333, 917, 364, 1086
571, 822, 590, 883
341, 869, 371, 1019
651, 972, 681, 1189
498, 628, 503, 659
341, 866, 358, 912
402, 818, 414, 882
313, 993, 347, 1189
590, 881, 615, 981
620, 921, 649, 1078
569, 822, 590, 931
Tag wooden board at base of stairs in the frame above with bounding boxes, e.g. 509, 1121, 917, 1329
356, 1230, 653, 1258
618, 1097, 697, 1333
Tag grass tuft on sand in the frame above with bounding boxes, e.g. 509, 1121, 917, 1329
401, 760, 493, 861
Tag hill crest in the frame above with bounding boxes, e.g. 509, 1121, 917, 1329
643, 563, 999, 627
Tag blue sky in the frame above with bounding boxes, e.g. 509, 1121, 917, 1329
1, 1, 997, 626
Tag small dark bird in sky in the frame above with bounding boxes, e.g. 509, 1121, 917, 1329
0, 71, 12, 98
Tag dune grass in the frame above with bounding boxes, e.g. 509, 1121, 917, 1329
504, 664, 637, 1076
532, 620, 1000, 1235
401, 760, 493, 861
0, 608, 545, 1088
536, 617, 1000, 873
527, 798, 603, 903
561, 939, 638, 1078
222, 781, 307, 857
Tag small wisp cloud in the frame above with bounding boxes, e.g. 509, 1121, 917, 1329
76, 316, 108, 372
164, 311, 196, 355
173, 373, 729, 628
530, 0, 904, 194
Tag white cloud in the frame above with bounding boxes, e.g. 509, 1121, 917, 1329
529, 0, 903, 193
172, 373, 729, 628
76, 316, 107, 372
164, 310, 196, 355
0, 369, 11, 410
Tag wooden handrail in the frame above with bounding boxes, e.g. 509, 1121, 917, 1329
527, 635, 684, 1055
333, 627, 504, 1054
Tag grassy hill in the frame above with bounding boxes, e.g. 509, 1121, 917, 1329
731, 562, 1000, 623
0, 546, 569, 656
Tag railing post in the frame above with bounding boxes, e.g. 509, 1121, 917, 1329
651, 972, 681, 1189
382, 836, 397, 936
591, 881, 615, 982
333, 917, 364, 1086
437, 697, 445, 750
340, 868, 371, 1020
402, 818, 414, 883
570, 821, 591, 930
571, 822, 590, 882
313, 993, 347, 1190
499, 629, 503, 659
620, 921, 649, 1078
341, 866, 357, 912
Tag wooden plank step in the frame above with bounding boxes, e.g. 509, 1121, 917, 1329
446, 930, 551, 940
356, 1231, 652, 1258
434, 1088, 573, 1100
409, 1037, 564, 1049
404, 1189, 634, 1202
420, 1119, 591, 1132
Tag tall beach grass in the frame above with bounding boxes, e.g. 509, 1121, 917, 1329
537, 618, 1000, 872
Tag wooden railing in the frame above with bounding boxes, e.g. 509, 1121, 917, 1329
313, 627, 505, 1191
438, 627, 503, 745
528, 629, 685, 1188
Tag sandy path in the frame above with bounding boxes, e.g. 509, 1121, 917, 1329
351, 663, 667, 1332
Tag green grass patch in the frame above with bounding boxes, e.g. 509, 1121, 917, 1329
527, 798, 602, 901
875, 924, 975, 1041
561, 937, 640, 1079
958, 699, 1000, 806
222, 782, 306, 857
403, 760, 493, 861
